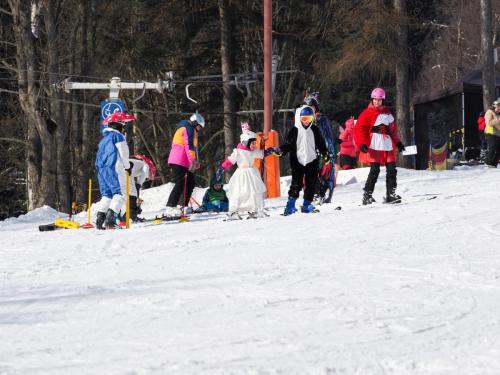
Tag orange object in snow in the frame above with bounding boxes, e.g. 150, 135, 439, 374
254, 130, 281, 198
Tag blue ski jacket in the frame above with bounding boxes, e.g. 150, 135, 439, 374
95, 128, 130, 198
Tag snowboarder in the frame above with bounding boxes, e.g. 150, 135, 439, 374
354, 87, 405, 205
339, 117, 358, 170
95, 111, 136, 229
121, 154, 156, 222
164, 112, 205, 217
198, 174, 229, 213
274, 105, 328, 215
304, 92, 337, 204
215, 130, 268, 219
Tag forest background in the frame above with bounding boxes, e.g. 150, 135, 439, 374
1, 0, 499, 216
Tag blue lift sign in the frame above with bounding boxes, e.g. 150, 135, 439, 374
99, 100, 126, 134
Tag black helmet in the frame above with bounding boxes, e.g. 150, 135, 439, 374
108, 121, 126, 133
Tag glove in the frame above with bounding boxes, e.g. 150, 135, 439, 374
189, 161, 200, 172
360, 144, 368, 153
396, 142, 406, 152
215, 166, 224, 181
125, 161, 134, 175
264, 147, 282, 157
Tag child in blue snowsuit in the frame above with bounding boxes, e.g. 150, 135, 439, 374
95, 116, 132, 229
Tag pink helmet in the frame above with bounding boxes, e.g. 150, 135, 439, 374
371, 87, 386, 100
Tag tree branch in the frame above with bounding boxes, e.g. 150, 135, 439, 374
0, 7, 12, 16
199, 129, 224, 154
0, 137, 27, 146
0, 40, 17, 47
1, 60, 17, 72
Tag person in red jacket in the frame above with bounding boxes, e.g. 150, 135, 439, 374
339, 117, 357, 169
354, 87, 405, 205
477, 111, 486, 153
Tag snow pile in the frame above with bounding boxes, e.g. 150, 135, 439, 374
0, 206, 61, 230
1, 166, 500, 374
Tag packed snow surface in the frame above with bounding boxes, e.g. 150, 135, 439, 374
1, 166, 500, 374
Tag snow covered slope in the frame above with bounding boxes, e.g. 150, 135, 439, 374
1, 166, 500, 374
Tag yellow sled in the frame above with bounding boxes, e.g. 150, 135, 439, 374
54, 218, 81, 229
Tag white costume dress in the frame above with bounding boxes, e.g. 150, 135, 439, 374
226, 147, 267, 213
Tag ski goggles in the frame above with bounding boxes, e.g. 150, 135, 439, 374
300, 115, 314, 124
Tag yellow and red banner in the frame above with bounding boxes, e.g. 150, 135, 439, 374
429, 143, 447, 170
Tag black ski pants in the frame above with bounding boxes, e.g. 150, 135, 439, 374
485, 134, 499, 166
288, 159, 319, 202
166, 164, 195, 207
364, 162, 397, 194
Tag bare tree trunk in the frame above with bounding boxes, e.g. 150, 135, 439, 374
10, 0, 57, 209
219, 0, 236, 157
26, 116, 41, 210
394, 0, 412, 169
73, 1, 89, 205
45, 0, 71, 213
480, 0, 496, 110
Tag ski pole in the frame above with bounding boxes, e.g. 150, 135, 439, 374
82, 178, 94, 229
126, 172, 130, 228
87, 179, 92, 224
179, 172, 189, 222
182, 173, 187, 216
190, 196, 201, 208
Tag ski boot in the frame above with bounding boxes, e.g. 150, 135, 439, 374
384, 189, 402, 204
362, 190, 376, 205
164, 206, 181, 218
96, 211, 106, 230
104, 209, 119, 229
283, 197, 297, 216
301, 199, 317, 213
225, 211, 242, 221
193, 206, 208, 214
247, 211, 259, 219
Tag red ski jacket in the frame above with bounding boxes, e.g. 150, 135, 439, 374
354, 103, 401, 165
340, 118, 357, 158
478, 116, 486, 131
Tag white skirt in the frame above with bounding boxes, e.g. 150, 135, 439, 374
227, 167, 267, 213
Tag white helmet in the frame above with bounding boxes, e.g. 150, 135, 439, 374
240, 131, 257, 145
190, 112, 205, 127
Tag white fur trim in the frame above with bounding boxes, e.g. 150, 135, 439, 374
370, 133, 393, 151
373, 113, 394, 127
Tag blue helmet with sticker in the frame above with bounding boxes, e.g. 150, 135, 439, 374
300, 106, 314, 117
299, 106, 315, 127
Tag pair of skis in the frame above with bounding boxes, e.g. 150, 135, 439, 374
223, 211, 270, 221
362, 195, 437, 207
